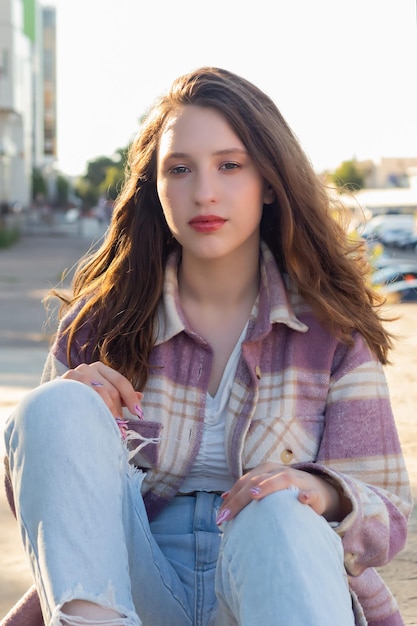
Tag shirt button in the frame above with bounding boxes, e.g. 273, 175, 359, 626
280, 448, 293, 464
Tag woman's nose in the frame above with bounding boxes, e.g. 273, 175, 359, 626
193, 171, 217, 205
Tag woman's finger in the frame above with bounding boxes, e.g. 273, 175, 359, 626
62, 362, 143, 419
297, 489, 325, 515
89, 362, 143, 418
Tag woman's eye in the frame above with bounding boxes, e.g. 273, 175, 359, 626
220, 162, 240, 171
169, 165, 190, 175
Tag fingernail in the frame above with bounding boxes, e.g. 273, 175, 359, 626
250, 487, 261, 496
115, 418, 128, 440
221, 491, 230, 498
135, 404, 144, 419
91, 381, 104, 387
216, 508, 231, 525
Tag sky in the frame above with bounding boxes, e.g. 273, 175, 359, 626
47, 0, 417, 177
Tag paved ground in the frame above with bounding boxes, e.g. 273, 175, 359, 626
0, 226, 105, 620
0, 229, 416, 624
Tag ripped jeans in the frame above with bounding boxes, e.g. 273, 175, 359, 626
4, 379, 355, 626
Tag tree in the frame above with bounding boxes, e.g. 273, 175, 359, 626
74, 149, 128, 209
55, 175, 70, 207
74, 177, 100, 209
31, 167, 48, 201
331, 160, 365, 191
85, 156, 118, 188
99, 165, 125, 201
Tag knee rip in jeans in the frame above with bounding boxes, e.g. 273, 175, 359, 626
49, 582, 140, 626
60, 616, 125, 626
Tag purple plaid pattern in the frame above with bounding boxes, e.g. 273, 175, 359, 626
34, 242, 411, 625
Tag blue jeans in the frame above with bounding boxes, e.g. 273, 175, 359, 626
4, 379, 355, 626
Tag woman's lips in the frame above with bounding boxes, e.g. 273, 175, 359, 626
189, 215, 227, 233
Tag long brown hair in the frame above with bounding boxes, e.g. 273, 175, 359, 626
54, 66, 393, 389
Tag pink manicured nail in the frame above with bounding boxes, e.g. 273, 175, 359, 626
115, 418, 128, 440
91, 381, 104, 387
216, 509, 231, 525
250, 487, 261, 496
135, 404, 144, 419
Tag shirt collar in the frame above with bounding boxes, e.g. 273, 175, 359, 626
154, 241, 308, 347
259, 241, 308, 333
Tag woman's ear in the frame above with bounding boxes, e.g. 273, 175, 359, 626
263, 185, 275, 205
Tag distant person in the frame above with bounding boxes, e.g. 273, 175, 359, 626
3, 67, 412, 626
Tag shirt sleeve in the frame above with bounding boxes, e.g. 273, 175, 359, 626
296, 333, 412, 577
40, 350, 69, 383
40, 302, 91, 383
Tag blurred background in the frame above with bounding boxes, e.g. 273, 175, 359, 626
0, 0, 417, 296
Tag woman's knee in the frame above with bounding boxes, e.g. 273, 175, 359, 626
221, 487, 337, 557
5, 378, 116, 453
231, 487, 311, 529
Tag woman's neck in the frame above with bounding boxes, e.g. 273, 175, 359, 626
177, 242, 261, 396
178, 244, 260, 309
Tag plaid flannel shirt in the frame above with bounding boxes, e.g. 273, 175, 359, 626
38, 242, 412, 626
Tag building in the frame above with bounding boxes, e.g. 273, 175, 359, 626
358, 157, 417, 189
338, 166, 417, 229
41, 4, 56, 162
0, 0, 57, 212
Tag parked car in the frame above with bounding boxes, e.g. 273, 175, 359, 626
396, 232, 417, 251
358, 214, 416, 246
380, 228, 415, 247
380, 279, 417, 303
372, 263, 417, 286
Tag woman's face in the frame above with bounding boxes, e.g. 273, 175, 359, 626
156, 105, 272, 264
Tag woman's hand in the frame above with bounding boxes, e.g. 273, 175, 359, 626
216, 462, 351, 525
61, 362, 143, 424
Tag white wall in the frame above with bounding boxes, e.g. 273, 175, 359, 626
0, 0, 34, 208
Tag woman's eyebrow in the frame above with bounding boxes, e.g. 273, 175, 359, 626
214, 148, 248, 156
162, 152, 188, 160
163, 148, 248, 160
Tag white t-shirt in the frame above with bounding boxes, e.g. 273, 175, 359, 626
179, 323, 248, 494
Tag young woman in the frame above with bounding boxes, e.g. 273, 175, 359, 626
4, 67, 412, 626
